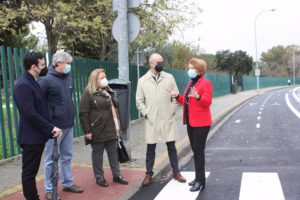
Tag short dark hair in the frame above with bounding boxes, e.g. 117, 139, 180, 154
23, 51, 45, 71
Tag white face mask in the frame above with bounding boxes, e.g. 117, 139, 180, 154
63, 64, 71, 74
188, 68, 198, 79
100, 78, 108, 88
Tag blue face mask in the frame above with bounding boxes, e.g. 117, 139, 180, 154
188, 69, 197, 79
63, 64, 71, 74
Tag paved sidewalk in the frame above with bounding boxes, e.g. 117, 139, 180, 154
0, 87, 285, 200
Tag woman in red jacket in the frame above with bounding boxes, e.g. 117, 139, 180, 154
169, 58, 213, 192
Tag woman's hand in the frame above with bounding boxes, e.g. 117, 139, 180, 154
188, 87, 200, 99
166, 88, 179, 98
84, 133, 92, 140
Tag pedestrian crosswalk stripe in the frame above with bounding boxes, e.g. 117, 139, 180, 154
154, 172, 210, 200
239, 172, 284, 200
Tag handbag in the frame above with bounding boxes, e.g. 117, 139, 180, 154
105, 90, 130, 163
117, 137, 130, 163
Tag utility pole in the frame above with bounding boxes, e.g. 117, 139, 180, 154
254, 9, 275, 90
111, 0, 141, 161
118, 0, 129, 80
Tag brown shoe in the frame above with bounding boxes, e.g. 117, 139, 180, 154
45, 192, 61, 200
141, 175, 152, 187
173, 172, 186, 183
63, 184, 84, 193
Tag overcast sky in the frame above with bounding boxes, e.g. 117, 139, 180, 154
32, 0, 300, 60
173, 0, 300, 59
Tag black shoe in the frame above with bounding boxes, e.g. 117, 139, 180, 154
188, 179, 196, 186
96, 176, 108, 187
190, 182, 205, 192
113, 175, 128, 185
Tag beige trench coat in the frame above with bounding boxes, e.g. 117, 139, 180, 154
136, 70, 179, 144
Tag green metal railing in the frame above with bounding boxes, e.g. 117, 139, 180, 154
0, 46, 24, 159
206, 73, 231, 97
242, 75, 300, 90
0, 45, 295, 160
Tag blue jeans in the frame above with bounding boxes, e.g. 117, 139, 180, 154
44, 127, 74, 192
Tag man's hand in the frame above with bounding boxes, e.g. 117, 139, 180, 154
52, 127, 62, 138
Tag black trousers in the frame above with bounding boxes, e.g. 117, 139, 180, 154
21, 144, 45, 200
145, 141, 179, 176
187, 124, 210, 184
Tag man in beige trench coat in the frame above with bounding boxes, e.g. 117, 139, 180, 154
136, 53, 186, 186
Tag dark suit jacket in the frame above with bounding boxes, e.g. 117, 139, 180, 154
13, 72, 54, 145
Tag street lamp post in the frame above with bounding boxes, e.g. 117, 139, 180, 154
292, 47, 300, 85
254, 9, 275, 90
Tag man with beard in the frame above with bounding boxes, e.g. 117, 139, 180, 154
14, 51, 61, 200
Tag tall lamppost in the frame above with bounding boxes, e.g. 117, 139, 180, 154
292, 47, 300, 85
254, 9, 275, 89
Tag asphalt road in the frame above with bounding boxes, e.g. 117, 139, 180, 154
129, 87, 300, 200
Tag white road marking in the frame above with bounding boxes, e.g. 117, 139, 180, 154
262, 94, 273, 106
296, 87, 300, 98
235, 119, 241, 123
258, 111, 262, 115
257, 116, 261, 120
270, 102, 280, 106
256, 123, 260, 128
154, 172, 210, 200
292, 88, 300, 102
285, 93, 300, 119
239, 172, 285, 200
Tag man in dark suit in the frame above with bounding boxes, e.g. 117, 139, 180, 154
13, 51, 61, 200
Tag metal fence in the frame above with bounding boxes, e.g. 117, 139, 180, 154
0, 45, 294, 160
242, 75, 300, 90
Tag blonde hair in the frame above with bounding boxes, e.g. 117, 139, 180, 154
189, 58, 207, 76
85, 68, 105, 93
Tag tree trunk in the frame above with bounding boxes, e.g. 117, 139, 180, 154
44, 18, 57, 54
99, 33, 107, 60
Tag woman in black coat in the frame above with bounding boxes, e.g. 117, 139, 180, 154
79, 68, 128, 187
